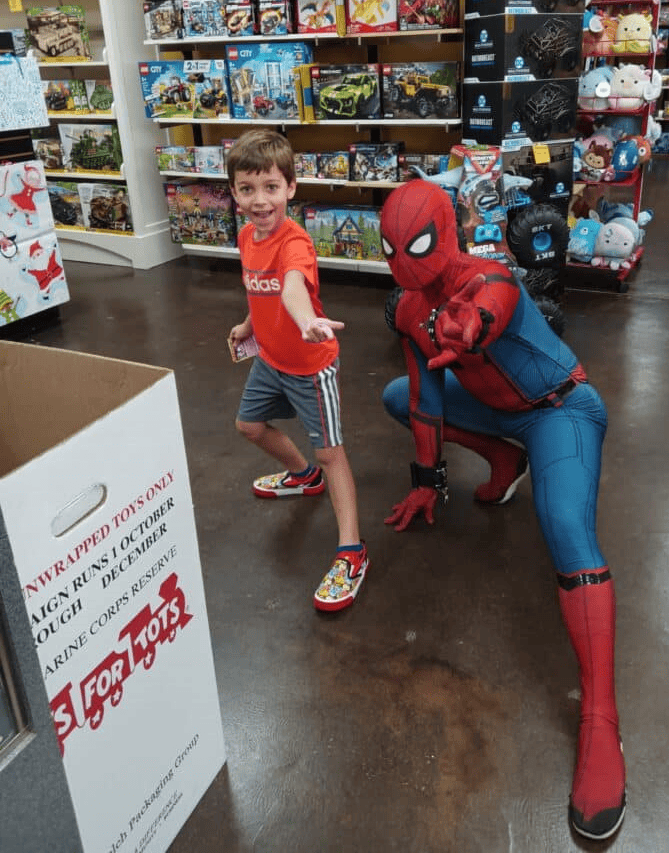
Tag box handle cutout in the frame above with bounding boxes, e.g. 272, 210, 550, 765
51, 484, 107, 538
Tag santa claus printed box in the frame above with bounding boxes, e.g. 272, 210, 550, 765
0, 160, 70, 327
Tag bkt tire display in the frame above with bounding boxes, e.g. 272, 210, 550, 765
507, 203, 570, 269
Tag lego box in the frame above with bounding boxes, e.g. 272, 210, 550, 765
303, 204, 382, 260
164, 181, 237, 246
461, 78, 578, 144
464, 14, 583, 82
226, 42, 312, 119
311, 64, 381, 120
26, 5, 92, 62
143, 0, 185, 40
347, 0, 398, 33
188, 59, 231, 119
0, 340, 226, 853
296, 0, 337, 32
398, 152, 451, 181
398, 0, 459, 29
381, 62, 459, 119
349, 142, 402, 181
182, 0, 227, 36
138, 61, 197, 119
78, 183, 133, 232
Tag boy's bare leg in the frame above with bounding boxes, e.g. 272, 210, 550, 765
236, 420, 309, 473
315, 445, 360, 546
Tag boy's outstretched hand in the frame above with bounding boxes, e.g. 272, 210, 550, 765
301, 317, 345, 342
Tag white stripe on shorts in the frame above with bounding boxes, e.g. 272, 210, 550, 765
317, 362, 342, 447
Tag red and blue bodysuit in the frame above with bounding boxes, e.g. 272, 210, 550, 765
380, 180, 625, 841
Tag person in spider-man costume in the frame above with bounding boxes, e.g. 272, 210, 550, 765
380, 179, 625, 841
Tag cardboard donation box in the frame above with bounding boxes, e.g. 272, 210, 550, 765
0, 341, 225, 853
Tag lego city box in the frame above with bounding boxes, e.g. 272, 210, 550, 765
461, 77, 579, 145
464, 13, 583, 82
226, 41, 313, 119
138, 60, 197, 119
311, 63, 382, 120
381, 61, 459, 119
0, 340, 226, 853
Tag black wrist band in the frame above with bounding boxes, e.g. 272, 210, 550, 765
410, 461, 448, 494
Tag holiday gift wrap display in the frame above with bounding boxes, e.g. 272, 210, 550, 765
0, 53, 49, 133
0, 340, 226, 853
0, 160, 70, 326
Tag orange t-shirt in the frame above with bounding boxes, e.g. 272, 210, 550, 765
238, 218, 338, 375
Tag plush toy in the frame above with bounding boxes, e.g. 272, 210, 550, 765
596, 197, 654, 245
579, 134, 614, 181
608, 64, 662, 111
591, 220, 637, 269
604, 136, 643, 180
578, 66, 613, 111
582, 10, 618, 56
612, 12, 655, 53
567, 216, 602, 262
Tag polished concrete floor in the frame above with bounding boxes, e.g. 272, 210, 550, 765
9, 162, 669, 852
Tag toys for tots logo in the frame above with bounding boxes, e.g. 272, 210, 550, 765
242, 268, 280, 294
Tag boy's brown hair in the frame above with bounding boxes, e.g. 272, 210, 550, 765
226, 129, 296, 186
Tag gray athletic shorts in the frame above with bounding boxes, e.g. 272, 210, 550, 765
237, 356, 343, 449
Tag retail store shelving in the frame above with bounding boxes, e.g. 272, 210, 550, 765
0, 0, 183, 268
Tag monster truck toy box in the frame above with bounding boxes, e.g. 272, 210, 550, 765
0, 341, 226, 853
461, 78, 578, 144
464, 0, 584, 16
501, 138, 573, 216
381, 62, 459, 120
225, 41, 313, 120
311, 64, 381, 120
464, 13, 583, 81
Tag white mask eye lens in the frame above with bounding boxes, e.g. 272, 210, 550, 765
408, 233, 432, 256
382, 236, 395, 257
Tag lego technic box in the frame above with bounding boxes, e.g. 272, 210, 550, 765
381, 62, 459, 120
138, 60, 197, 119
303, 205, 382, 260
311, 64, 381, 120
462, 78, 579, 145
182, 0, 227, 37
164, 181, 236, 246
57, 123, 123, 172
143, 0, 185, 39
348, 142, 402, 182
226, 42, 312, 120
464, 14, 583, 82
25, 5, 92, 62
78, 183, 133, 231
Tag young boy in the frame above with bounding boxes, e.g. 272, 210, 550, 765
227, 129, 369, 612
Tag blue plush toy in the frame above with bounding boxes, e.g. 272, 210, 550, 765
567, 217, 602, 263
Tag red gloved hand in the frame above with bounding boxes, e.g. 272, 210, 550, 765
384, 487, 438, 531
428, 276, 486, 370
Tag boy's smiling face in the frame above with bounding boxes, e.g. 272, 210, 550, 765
232, 165, 296, 241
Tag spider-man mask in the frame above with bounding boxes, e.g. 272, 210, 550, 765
380, 180, 459, 290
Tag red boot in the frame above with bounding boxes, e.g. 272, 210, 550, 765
442, 424, 528, 504
558, 567, 626, 840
